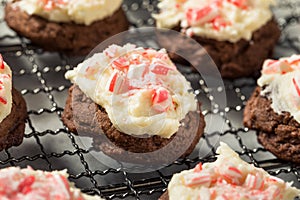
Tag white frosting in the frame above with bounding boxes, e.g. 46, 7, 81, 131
65, 44, 197, 138
168, 142, 300, 200
154, 0, 275, 42
0, 166, 103, 200
258, 55, 300, 123
0, 57, 12, 124
13, 0, 122, 25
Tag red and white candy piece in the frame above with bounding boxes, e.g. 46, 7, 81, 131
0, 54, 4, 70
108, 71, 128, 94
186, 5, 219, 26
151, 87, 172, 112
112, 57, 130, 72
227, 0, 248, 9
151, 62, 174, 76
41, 0, 67, 10
194, 163, 203, 172
183, 171, 212, 187
0, 96, 7, 105
220, 166, 243, 185
262, 59, 292, 75
292, 76, 300, 97
286, 55, 300, 69
18, 175, 36, 195
212, 16, 230, 31
244, 173, 264, 190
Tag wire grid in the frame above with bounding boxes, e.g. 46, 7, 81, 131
0, 0, 300, 199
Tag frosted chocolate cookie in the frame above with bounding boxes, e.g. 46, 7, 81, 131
159, 142, 300, 200
0, 55, 27, 151
244, 55, 300, 163
154, 0, 280, 78
0, 166, 103, 199
5, 0, 129, 55
62, 44, 205, 163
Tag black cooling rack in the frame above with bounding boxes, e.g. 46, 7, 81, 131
0, 0, 300, 199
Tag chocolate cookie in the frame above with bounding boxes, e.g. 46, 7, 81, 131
243, 87, 300, 163
159, 191, 169, 200
5, 3, 129, 55
0, 88, 27, 151
158, 19, 280, 79
62, 85, 205, 164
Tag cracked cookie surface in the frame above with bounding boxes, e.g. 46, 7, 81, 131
243, 87, 300, 163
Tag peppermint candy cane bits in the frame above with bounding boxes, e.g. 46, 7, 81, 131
244, 55, 300, 163
62, 44, 205, 164
0, 55, 27, 151
0, 166, 103, 200
154, 0, 280, 78
159, 143, 300, 200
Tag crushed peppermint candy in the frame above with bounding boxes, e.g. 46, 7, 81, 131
105, 47, 178, 113
40, 0, 68, 10
65, 44, 197, 138
257, 55, 300, 124
154, 0, 275, 42
167, 143, 300, 200
0, 166, 96, 200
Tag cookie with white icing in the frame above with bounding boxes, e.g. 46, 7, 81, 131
159, 142, 300, 200
0, 55, 27, 151
244, 55, 300, 163
0, 166, 104, 200
154, 0, 280, 78
5, 0, 129, 55
62, 44, 205, 163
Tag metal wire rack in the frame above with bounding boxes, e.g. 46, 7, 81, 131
0, 0, 300, 199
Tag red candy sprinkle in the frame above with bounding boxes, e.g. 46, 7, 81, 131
212, 16, 229, 30
292, 77, 300, 97
0, 55, 4, 69
194, 163, 203, 172
227, 0, 248, 9
0, 97, 7, 105
263, 59, 290, 75
287, 56, 300, 67
152, 88, 169, 104
186, 6, 217, 25
41, 0, 67, 11
151, 64, 172, 75
228, 166, 242, 176
112, 57, 130, 72
18, 175, 35, 194
109, 72, 119, 92
183, 172, 211, 187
